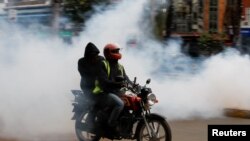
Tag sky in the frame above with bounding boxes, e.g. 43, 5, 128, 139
0, 0, 250, 140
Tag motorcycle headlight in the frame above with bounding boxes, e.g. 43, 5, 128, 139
147, 93, 157, 106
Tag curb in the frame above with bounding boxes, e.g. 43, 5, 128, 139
224, 108, 250, 119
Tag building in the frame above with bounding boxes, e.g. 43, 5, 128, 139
0, 0, 7, 19
203, 0, 224, 33
172, 0, 193, 33
241, 0, 250, 29
168, 0, 203, 56
170, 0, 203, 41
193, 0, 241, 44
0, 0, 75, 43
2, 0, 66, 32
3, 0, 57, 26
169, 0, 241, 39
239, 0, 250, 53
223, 0, 242, 45
166, 0, 243, 56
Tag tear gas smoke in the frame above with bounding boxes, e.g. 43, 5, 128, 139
1, 0, 250, 140
0, 22, 78, 139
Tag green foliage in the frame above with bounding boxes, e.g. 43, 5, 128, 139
197, 33, 224, 56
198, 33, 212, 46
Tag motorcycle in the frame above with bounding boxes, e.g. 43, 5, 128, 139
70, 77, 172, 141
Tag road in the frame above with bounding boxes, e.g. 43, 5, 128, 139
1, 117, 249, 141
169, 117, 250, 141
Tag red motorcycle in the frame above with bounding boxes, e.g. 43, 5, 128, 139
71, 77, 172, 141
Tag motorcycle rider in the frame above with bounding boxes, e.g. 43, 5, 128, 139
93, 43, 132, 133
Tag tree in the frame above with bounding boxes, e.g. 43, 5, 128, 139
197, 33, 224, 56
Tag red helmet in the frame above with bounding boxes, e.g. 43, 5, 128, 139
103, 43, 122, 60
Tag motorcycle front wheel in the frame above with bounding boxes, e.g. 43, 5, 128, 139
137, 118, 172, 141
75, 112, 101, 141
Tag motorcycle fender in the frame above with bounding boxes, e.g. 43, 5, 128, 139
134, 113, 167, 138
146, 113, 166, 121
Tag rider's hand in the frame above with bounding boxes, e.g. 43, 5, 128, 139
115, 82, 125, 88
133, 83, 141, 92
133, 83, 140, 88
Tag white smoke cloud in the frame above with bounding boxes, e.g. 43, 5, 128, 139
1, 0, 250, 140
0, 22, 79, 139
0, 0, 149, 139
153, 49, 250, 120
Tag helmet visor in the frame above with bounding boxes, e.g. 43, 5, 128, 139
110, 48, 120, 54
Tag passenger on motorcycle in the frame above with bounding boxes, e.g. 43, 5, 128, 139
78, 42, 105, 129
78, 42, 104, 99
93, 43, 132, 133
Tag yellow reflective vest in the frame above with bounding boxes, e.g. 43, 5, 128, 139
92, 60, 124, 94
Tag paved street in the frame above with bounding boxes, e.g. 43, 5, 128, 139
169, 117, 250, 141
1, 117, 249, 141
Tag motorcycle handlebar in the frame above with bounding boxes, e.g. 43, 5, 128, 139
124, 80, 141, 94
133, 77, 137, 84
124, 77, 151, 94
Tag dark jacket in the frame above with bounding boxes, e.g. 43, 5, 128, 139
78, 42, 104, 95
97, 59, 131, 94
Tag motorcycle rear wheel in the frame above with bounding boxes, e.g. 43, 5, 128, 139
137, 119, 172, 141
75, 112, 101, 141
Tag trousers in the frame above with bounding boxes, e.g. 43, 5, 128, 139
95, 93, 124, 127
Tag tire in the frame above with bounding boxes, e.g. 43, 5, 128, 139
136, 118, 172, 141
75, 112, 101, 141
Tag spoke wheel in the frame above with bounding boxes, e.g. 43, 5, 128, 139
75, 112, 101, 141
137, 119, 171, 141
